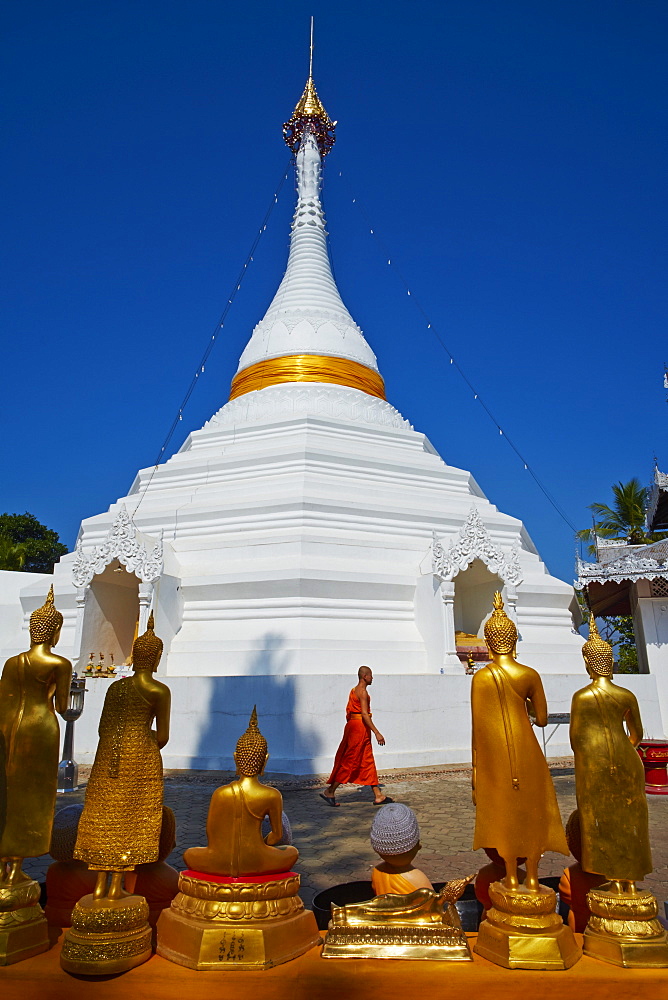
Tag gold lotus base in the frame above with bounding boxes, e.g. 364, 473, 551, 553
474, 881, 581, 971
0, 876, 49, 966
156, 872, 320, 971
60, 893, 152, 975
583, 884, 668, 968
322, 887, 472, 961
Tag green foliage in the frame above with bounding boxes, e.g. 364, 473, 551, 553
0, 534, 27, 571
577, 478, 668, 556
600, 614, 639, 674
0, 513, 68, 573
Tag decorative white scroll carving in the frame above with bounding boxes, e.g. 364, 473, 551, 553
577, 538, 668, 587
207, 384, 412, 432
432, 507, 524, 587
72, 507, 163, 589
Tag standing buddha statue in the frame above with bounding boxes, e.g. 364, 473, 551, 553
471, 592, 579, 970
0, 586, 72, 964
61, 612, 171, 975
570, 616, 668, 967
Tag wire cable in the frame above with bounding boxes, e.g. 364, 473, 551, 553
337, 170, 580, 536
132, 160, 292, 520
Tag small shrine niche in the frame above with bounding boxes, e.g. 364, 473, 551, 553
79, 560, 139, 669
454, 558, 503, 643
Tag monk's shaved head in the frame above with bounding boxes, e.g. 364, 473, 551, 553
358, 666, 372, 681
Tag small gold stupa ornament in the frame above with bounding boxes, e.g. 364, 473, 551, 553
471, 592, 579, 969
0, 586, 72, 964
157, 707, 319, 971
570, 615, 668, 968
282, 20, 336, 156
60, 612, 171, 975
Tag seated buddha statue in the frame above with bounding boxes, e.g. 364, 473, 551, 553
184, 707, 298, 876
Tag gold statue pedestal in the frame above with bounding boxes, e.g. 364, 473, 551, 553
156, 870, 320, 971
60, 893, 152, 975
474, 881, 580, 971
584, 884, 668, 968
322, 887, 472, 961
0, 875, 49, 966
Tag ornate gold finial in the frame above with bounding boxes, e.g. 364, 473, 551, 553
582, 613, 613, 677
283, 19, 336, 156
483, 591, 518, 655
132, 612, 163, 669
30, 585, 64, 643
235, 706, 268, 776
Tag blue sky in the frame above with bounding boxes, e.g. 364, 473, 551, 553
1, 0, 666, 584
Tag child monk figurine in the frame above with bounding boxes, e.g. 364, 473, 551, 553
370, 803, 433, 894
184, 707, 298, 876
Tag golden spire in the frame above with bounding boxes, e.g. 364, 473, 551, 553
283, 18, 336, 156
147, 610, 155, 631
46, 583, 55, 606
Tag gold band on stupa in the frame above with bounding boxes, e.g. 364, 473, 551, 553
229, 354, 386, 401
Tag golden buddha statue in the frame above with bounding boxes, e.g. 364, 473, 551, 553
323, 876, 474, 961
0, 586, 72, 964
0, 586, 72, 882
184, 707, 298, 876
570, 616, 668, 967
157, 708, 319, 971
61, 612, 171, 975
471, 592, 579, 969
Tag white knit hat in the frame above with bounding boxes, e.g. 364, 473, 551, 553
370, 803, 420, 856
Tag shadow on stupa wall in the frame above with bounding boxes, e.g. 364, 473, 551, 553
191, 631, 323, 774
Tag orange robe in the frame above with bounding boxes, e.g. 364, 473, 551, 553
372, 868, 422, 895
327, 690, 378, 786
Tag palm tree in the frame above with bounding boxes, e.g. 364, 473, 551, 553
0, 533, 27, 571
577, 478, 668, 556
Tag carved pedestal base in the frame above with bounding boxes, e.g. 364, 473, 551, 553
584, 885, 668, 968
322, 886, 472, 961
156, 871, 320, 971
474, 881, 581, 971
0, 875, 49, 966
60, 893, 152, 975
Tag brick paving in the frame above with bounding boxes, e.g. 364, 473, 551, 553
24, 759, 668, 913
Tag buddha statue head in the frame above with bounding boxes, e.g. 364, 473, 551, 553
132, 612, 163, 672
484, 591, 518, 655
581, 614, 613, 678
30, 585, 64, 645
234, 707, 268, 777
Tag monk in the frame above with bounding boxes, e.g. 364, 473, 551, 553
320, 667, 392, 807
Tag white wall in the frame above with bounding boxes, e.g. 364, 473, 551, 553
66, 671, 665, 774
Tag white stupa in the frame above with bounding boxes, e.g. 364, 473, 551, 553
3, 73, 664, 769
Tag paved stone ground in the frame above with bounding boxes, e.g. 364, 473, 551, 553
23, 759, 668, 914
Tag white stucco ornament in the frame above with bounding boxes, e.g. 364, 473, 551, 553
72, 507, 163, 589
576, 539, 668, 587
432, 506, 523, 586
